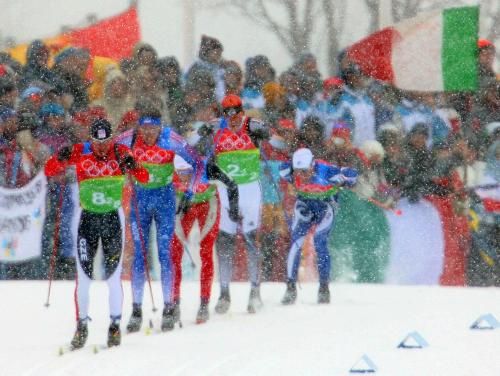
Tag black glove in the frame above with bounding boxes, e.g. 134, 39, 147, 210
176, 194, 190, 215
57, 146, 72, 161
120, 155, 136, 171
198, 124, 214, 137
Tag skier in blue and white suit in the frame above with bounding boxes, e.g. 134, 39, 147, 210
280, 148, 357, 305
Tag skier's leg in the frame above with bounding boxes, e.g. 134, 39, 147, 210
216, 231, 236, 291
313, 203, 335, 285
129, 188, 152, 306
154, 185, 176, 306
102, 209, 125, 321
198, 196, 220, 302
286, 200, 314, 283
74, 210, 99, 321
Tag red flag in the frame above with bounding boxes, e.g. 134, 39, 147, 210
67, 6, 140, 60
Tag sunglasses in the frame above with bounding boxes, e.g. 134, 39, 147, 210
223, 106, 242, 117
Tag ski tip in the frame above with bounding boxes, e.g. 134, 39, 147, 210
93, 345, 99, 354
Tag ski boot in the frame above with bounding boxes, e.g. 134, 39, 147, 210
318, 283, 330, 304
70, 319, 88, 350
161, 303, 176, 332
126, 304, 142, 333
247, 285, 263, 314
281, 281, 297, 305
196, 299, 210, 324
173, 300, 181, 326
214, 289, 231, 314
107, 320, 121, 347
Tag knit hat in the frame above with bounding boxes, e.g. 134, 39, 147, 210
278, 118, 296, 130
262, 82, 286, 105
90, 119, 113, 142
293, 148, 314, 170
323, 77, 344, 91
40, 102, 65, 117
360, 140, 385, 159
54, 47, 89, 65
21, 86, 43, 101
478, 38, 495, 50
331, 122, 351, 141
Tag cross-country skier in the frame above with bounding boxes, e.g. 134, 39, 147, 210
172, 153, 240, 324
197, 94, 269, 314
44, 119, 149, 349
280, 148, 358, 304
122, 107, 198, 333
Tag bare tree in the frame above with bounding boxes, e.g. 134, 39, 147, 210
215, 0, 319, 58
480, 0, 500, 62
322, 0, 346, 75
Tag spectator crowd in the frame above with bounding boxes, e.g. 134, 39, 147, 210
0, 35, 498, 286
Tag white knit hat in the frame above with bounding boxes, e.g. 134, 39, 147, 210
292, 148, 314, 170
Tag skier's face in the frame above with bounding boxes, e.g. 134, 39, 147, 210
92, 140, 112, 159
225, 109, 243, 129
139, 125, 161, 146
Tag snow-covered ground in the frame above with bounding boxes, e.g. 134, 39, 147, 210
1, 281, 500, 376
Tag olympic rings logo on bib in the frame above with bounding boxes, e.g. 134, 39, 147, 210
134, 148, 171, 164
81, 159, 120, 177
218, 134, 253, 152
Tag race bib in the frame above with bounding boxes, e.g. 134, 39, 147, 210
217, 149, 260, 184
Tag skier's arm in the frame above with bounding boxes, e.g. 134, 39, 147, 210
206, 157, 239, 221
115, 144, 149, 184
44, 145, 78, 177
340, 167, 358, 187
248, 119, 270, 144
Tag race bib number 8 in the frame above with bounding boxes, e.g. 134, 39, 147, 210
79, 176, 125, 213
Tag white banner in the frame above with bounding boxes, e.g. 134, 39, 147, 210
0, 172, 47, 263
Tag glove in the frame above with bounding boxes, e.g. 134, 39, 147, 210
198, 124, 214, 137
229, 206, 241, 223
57, 146, 72, 161
176, 194, 191, 215
120, 155, 136, 171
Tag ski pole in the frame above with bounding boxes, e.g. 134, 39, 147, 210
45, 181, 66, 308
131, 190, 158, 313
368, 197, 402, 216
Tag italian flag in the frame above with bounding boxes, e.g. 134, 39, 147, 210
346, 6, 479, 91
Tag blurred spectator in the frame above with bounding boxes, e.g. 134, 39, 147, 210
36, 102, 76, 279
241, 55, 275, 110
132, 66, 170, 122
314, 77, 352, 139
402, 123, 433, 202
378, 123, 407, 189
262, 82, 291, 126
477, 39, 497, 90
223, 60, 243, 97
18, 86, 45, 114
259, 118, 296, 281
155, 57, 185, 124
134, 43, 158, 67
184, 69, 217, 113
0, 76, 18, 113
186, 35, 225, 101
298, 115, 328, 159
19, 40, 56, 91
466, 79, 500, 157
337, 60, 376, 147
326, 122, 367, 171
50, 47, 91, 111
92, 68, 134, 131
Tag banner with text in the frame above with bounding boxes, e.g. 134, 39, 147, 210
0, 173, 47, 263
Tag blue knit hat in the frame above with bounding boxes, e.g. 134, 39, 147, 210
40, 102, 65, 117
